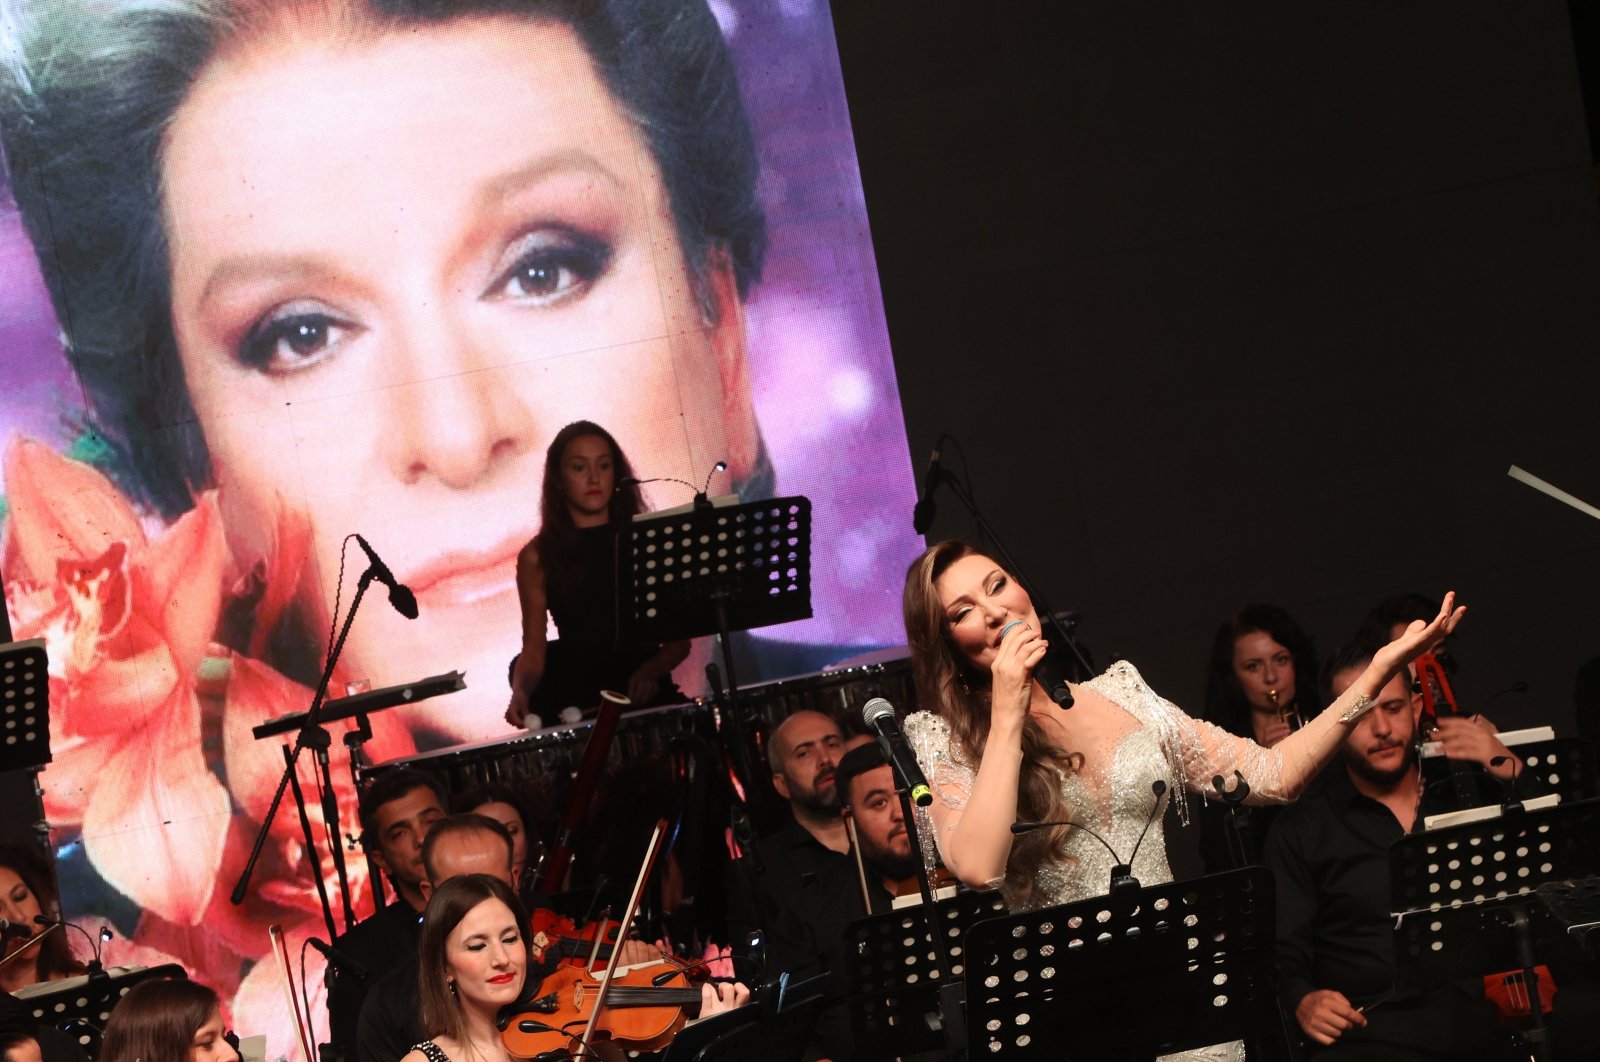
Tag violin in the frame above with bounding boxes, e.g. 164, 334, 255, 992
528, 908, 624, 968
1413, 649, 1479, 811
502, 958, 704, 1058
504, 819, 700, 1060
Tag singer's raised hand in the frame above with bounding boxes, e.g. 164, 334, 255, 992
1369, 591, 1466, 685
990, 622, 1047, 728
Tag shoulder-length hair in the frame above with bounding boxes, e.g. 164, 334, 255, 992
0, 843, 85, 982
100, 978, 220, 1062
418, 873, 530, 1042
0, 0, 766, 518
902, 541, 1081, 908
532, 421, 644, 606
1202, 603, 1321, 737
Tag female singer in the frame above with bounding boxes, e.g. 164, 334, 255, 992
506, 422, 691, 725
100, 979, 238, 1062
1196, 604, 1322, 870
903, 541, 1461, 903
404, 874, 745, 1062
0, 846, 85, 994
900, 542, 1462, 1059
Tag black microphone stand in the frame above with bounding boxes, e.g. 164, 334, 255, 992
932, 467, 1095, 680
889, 755, 967, 1060
231, 566, 376, 939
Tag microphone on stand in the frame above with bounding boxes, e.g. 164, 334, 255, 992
32, 914, 109, 972
911, 440, 945, 535
354, 534, 418, 619
0, 918, 30, 940
308, 936, 368, 981
862, 698, 932, 807
999, 620, 1074, 708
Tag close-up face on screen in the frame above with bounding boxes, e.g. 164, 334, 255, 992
0, 0, 917, 1041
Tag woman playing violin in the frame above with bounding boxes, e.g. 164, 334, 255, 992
405, 874, 746, 1062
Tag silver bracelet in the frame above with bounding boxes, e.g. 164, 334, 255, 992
1337, 692, 1375, 725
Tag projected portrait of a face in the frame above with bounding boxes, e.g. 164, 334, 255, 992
0, 0, 916, 1042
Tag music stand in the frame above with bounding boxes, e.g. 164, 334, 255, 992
962, 868, 1286, 1062
618, 497, 812, 797
1390, 798, 1600, 1060
659, 973, 827, 1062
0, 639, 50, 772
844, 890, 1009, 1060
19, 963, 187, 1056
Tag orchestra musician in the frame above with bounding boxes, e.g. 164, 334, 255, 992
1197, 604, 1324, 870
767, 742, 920, 1062
454, 785, 547, 914
722, 711, 850, 954
900, 541, 1464, 1062
0, 846, 86, 995
505, 422, 692, 727
401, 875, 746, 1062
100, 979, 238, 1062
1264, 639, 1518, 1060
329, 770, 448, 1056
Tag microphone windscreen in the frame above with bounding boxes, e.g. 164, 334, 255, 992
861, 697, 896, 727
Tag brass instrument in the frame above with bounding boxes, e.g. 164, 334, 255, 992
1267, 688, 1303, 733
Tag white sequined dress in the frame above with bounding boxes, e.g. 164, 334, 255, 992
906, 660, 1299, 1062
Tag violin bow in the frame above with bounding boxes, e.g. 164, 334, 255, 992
268, 925, 315, 1062
573, 818, 669, 1059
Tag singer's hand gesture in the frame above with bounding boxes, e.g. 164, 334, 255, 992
1368, 592, 1466, 687
990, 622, 1048, 728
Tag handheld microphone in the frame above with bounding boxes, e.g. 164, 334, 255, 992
911, 441, 944, 535
998, 620, 1075, 708
861, 698, 932, 807
354, 534, 419, 619
308, 936, 368, 981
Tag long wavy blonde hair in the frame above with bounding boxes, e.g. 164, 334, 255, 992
902, 541, 1083, 907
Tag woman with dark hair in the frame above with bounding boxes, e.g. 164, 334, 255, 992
407, 874, 745, 1061
1203, 604, 1322, 749
506, 421, 691, 725
454, 783, 546, 905
100, 979, 236, 1062
0, 847, 84, 994
1196, 604, 1322, 869
898, 543, 1463, 1058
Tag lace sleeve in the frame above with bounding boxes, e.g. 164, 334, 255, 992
1102, 661, 1333, 810
905, 711, 998, 884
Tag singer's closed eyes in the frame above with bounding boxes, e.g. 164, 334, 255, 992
897, 541, 1465, 1062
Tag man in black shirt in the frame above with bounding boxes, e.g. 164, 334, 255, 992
768, 742, 917, 1062
327, 768, 446, 1058
1264, 640, 1518, 1060
724, 711, 850, 957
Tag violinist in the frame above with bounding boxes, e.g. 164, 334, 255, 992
359, 814, 662, 1061
767, 743, 914, 1062
1264, 639, 1519, 1060
403, 875, 745, 1062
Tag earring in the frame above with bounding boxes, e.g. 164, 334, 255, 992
447, 979, 457, 995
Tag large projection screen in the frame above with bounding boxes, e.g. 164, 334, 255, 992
0, 0, 917, 1042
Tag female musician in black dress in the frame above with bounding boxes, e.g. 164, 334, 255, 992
506, 422, 690, 725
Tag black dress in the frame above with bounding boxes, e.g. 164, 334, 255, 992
530, 523, 682, 714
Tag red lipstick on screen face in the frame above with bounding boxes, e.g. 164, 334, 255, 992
405, 530, 530, 609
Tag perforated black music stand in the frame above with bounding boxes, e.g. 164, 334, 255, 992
20, 963, 187, 1056
844, 890, 1009, 1059
962, 868, 1287, 1062
618, 497, 812, 797
660, 974, 827, 1062
1390, 798, 1600, 1060
0, 639, 50, 773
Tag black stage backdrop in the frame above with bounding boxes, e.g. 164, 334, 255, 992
834, 0, 1600, 873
